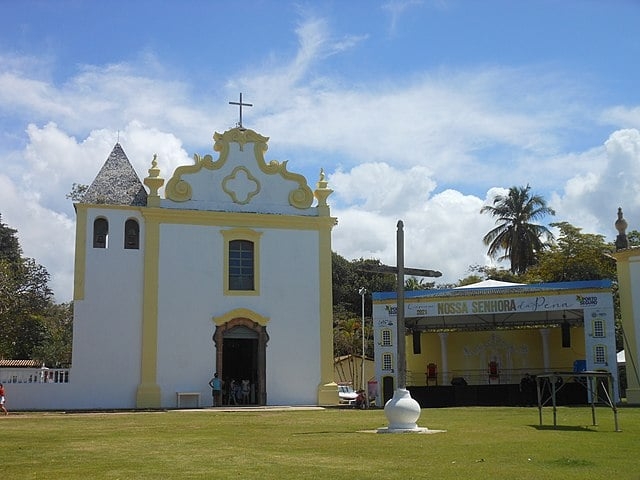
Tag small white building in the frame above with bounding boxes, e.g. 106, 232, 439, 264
5, 126, 338, 410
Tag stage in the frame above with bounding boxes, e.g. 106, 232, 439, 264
408, 382, 588, 408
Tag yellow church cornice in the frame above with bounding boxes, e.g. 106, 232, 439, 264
141, 206, 337, 230
164, 127, 315, 209
611, 246, 640, 261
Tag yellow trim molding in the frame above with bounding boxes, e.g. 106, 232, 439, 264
212, 308, 270, 327
136, 210, 162, 408
142, 207, 337, 231
222, 166, 261, 204
316, 216, 338, 405
73, 205, 88, 301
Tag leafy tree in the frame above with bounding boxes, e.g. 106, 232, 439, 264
332, 253, 395, 320
628, 230, 640, 247
455, 274, 484, 287
331, 253, 396, 365
32, 302, 73, 367
523, 221, 621, 350
0, 214, 63, 362
333, 316, 365, 386
524, 222, 617, 283
0, 214, 21, 264
405, 277, 434, 290
66, 183, 89, 202
481, 185, 555, 274
460, 265, 524, 285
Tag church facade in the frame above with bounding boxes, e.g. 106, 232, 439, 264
7, 126, 338, 410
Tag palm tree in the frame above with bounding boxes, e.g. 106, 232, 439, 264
480, 185, 555, 274
405, 277, 433, 291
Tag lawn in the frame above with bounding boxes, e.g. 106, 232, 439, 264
2, 406, 638, 479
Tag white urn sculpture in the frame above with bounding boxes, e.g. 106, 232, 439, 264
383, 388, 422, 431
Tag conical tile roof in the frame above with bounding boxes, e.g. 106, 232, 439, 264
82, 143, 147, 206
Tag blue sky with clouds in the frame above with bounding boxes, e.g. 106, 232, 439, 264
1, 0, 640, 301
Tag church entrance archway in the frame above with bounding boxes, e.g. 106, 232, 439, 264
213, 318, 268, 405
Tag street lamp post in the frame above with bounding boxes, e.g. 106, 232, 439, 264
359, 287, 367, 402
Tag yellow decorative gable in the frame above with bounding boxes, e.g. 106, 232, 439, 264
164, 127, 315, 213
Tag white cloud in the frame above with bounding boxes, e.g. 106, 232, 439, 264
1, 14, 639, 303
1, 123, 193, 302
552, 129, 640, 236
0, 57, 218, 147
601, 105, 640, 129
330, 162, 436, 213
0, 173, 75, 302
331, 164, 501, 285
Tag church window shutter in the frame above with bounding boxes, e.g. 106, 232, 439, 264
124, 219, 140, 249
93, 218, 108, 248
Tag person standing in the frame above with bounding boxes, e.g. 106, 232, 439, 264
208, 373, 222, 407
0, 383, 8, 415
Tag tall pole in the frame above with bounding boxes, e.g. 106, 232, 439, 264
396, 220, 406, 389
359, 287, 366, 396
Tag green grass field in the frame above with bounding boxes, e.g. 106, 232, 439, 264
2, 406, 638, 479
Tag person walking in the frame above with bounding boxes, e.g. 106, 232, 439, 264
208, 373, 222, 407
0, 383, 8, 415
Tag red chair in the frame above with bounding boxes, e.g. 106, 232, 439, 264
426, 363, 438, 386
488, 361, 500, 384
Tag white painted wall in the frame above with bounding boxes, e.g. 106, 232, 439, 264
154, 224, 321, 407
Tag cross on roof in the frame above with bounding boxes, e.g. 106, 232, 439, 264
229, 92, 253, 129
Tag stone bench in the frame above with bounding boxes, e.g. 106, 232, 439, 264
176, 392, 201, 409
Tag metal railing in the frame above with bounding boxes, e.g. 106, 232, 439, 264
0, 368, 70, 384
407, 366, 575, 387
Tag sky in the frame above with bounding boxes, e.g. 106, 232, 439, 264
1, 0, 640, 302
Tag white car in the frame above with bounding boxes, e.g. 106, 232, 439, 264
338, 384, 359, 405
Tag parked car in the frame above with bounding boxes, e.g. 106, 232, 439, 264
338, 384, 358, 405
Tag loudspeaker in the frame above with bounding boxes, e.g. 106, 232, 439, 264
561, 322, 571, 348
412, 331, 421, 354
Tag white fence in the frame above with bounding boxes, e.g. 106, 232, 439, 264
0, 368, 70, 384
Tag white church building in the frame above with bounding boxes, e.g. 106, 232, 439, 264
5, 125, 339, 410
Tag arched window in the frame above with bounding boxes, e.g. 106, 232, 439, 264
93, 218, 108, 248
124, 219, 140, 250
229, 240, 254, 291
